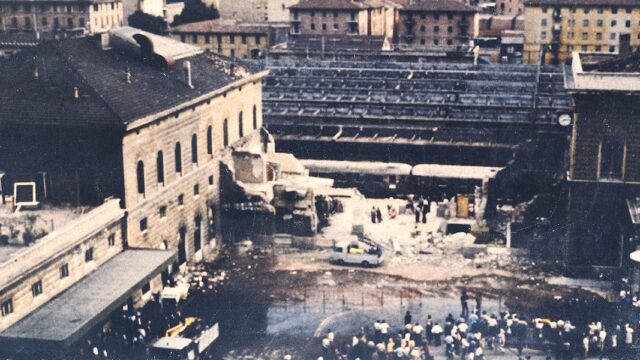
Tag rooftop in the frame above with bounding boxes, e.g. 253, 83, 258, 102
0, 200, 121, 291
524, 0, 639, 6
290, 0, 382, 10
566, 52, 640, 92
0, 249, 177, 350
171, 19, 271, 34
401, 0, 477, 12
0, 27, 262, 128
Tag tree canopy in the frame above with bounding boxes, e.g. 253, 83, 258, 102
171, 0, 220, 27
128, 11, 168, 35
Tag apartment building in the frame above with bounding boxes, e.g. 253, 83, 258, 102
524, 0, 640, 64
397, 0, 477, 49
0, 0, 123, 36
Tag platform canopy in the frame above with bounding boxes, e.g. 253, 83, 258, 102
411, 164, 502, 180
0, 249, 176, 352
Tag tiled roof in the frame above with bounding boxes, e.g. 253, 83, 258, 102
524, 0, 640, 6
171, 19, 271, 34
0, 28, 257, 127
401, 0, 477, 12
290, 0, 376, 10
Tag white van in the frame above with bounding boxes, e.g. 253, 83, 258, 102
330, 240, 384, 267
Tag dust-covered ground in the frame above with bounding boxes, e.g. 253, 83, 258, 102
187, 198, 619, 359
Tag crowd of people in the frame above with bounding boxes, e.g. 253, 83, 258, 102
317, 289, 640, 359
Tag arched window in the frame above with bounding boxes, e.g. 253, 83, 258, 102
175, 142, 182, 174
253, 105, 257, 130
223, 118, 229, 146
191, 134, 198, 164
206, 126, 213, 155
136, 160, 145, 195
156, 151, 164, 184
238, 111, 244, 138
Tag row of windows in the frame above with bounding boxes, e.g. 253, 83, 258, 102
0, 4, 87, 13
0, 237, 115, 317
292, 10, 357, 20
542, 6, 634, 14
180, 33, 263, 45
417, 38, 458, 46
308, 23, 358, 31
544, 31, 626, 41
406, 13, 466, 21
136, 106, 258, 196
140, 179, 208, 234
5, 16, 85, 29
545, 18, 636, 28
562, 44, 617, 53
0, 2, 117, 13
416, 25, 457, 33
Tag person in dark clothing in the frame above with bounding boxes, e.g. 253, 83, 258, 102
405, 311, 412, 325
476, 293, 482, 313
414, 202, 420, 224
376, 207, 383, 223
421, 197, 429, 223
461, 289, 470, 318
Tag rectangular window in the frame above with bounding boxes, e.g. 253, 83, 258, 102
541, 19, 547, 26
205, 34, 210, 43
626, 20, 631, 28
582, 32, 588, 40
31, 280, 43, 297
1, 299, 12, 317
610, 33, 616, 40
159, 206, 167, 218
255, 35, 261, 44
139, 218, 148, 232
229, 35, 235, 44
60, 263, 69, 278
85, 247, 94, 262
178, 194, 184, 206
541, 31, 547, 39
597, 19, 603, 27
609, 45, 616, 52
612, 7, 618, 14
142, 282, 151, 294
241, 35, 247, 44
583, 19, 589, 27
596, 32, 602, 40
193, 184, 199, 196
611, 20, 617, 27
600, 135, 624, 179
208, 175, 214, 186
108, 234, 115, 246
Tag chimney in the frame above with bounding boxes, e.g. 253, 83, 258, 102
183, 61, 193, 88
72, 86, 79, 99
100, 32, 110, 50
124, 64, 132, 84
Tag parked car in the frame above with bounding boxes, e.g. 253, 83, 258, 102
330, 239, 384, 267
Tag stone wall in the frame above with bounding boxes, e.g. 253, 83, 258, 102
123, 74, 265, 263
569, 93, 640, 183
0, 199, 125, 332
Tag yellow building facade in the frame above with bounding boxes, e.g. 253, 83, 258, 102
524, 0, 640, 64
